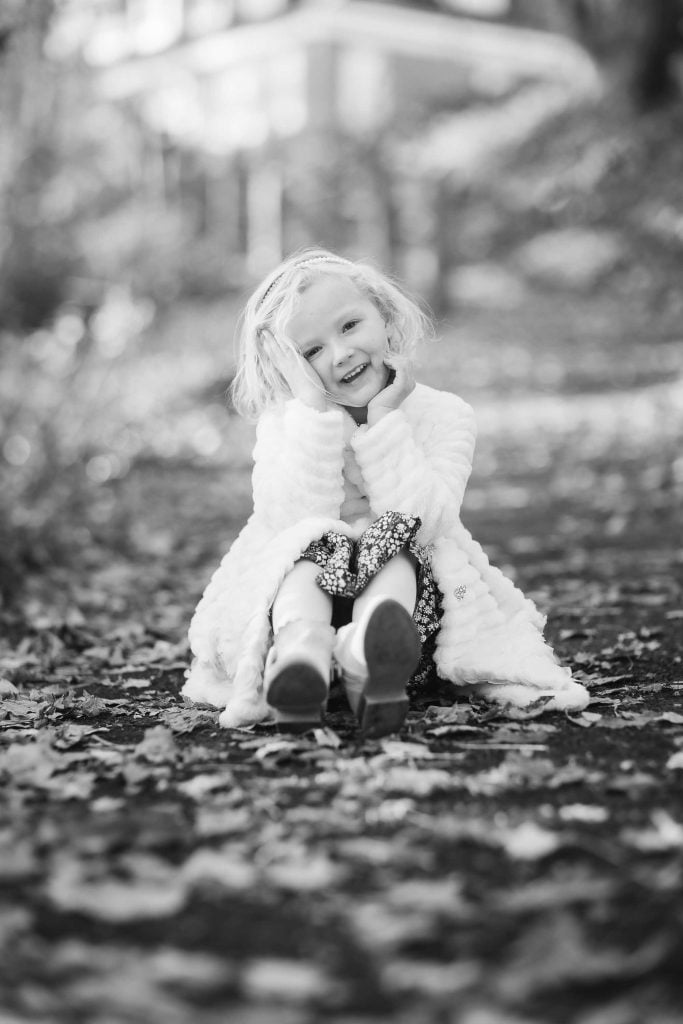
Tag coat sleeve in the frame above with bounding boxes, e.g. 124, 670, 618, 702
251, 399, 345, 531
350, 392, 476, 542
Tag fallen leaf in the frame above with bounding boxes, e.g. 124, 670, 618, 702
127, 639, 189, 666
55, 771, 97, 800
336, 837, 397, 865
375, 766, 453, 797
424, 703, 475, 724
0, 837, 41, 881
46, 855, 186, 921
150, 946, 236, 996
241, 958, 336, 1005
496, 697, 555, 720
587, 674, 633, 688
81, 645, 112, 661
313, 727, 342, 748
492, 874, 616, 913
177, 772, 234, 801
0, 696, 44, 723
161, 706, 217, 734
0, 735, 74, 788
498, 821, 561, 860
596, 710, 683, 729
194, 804, 250, 837
665, 750, 683, 770
558, 804, 609, 824
426, 724, 483, 737
621, 811, 683, 851
265, 853, 344, 892
385, 877, 471, 915
380, 958, 480, 996
79, 693, 109, 717
569, 711, 603, 728
379, 739, 434, 760
657, 711, 683, 725
50, 723, 103, 749
594, 715, 645, 730
182, 847, 259, 891
121, 759, 170, 789
134, 726, 178, 764
607, 771, 658, 792
496, 912, 667, 1001
548, 762, 607, 789
347, 900, 439, 953
465, 754, 556, 795
255, 739, 302, 761
60, 961, 179, 1019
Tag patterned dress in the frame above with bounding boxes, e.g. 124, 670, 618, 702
302, 510, 442, 687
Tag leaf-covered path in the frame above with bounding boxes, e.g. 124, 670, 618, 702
2, 358, 683, 1023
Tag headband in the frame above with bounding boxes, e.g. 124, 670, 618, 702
255, 255, 354, 310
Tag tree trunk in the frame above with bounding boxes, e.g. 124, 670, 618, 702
632, 0, 682, 108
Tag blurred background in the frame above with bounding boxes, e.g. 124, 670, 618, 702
1, 0, 682, 633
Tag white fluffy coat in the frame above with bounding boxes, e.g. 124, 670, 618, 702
184, 384, 589, 726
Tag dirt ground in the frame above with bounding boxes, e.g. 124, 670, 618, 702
1, 102, 683, 1023
2, 360, 681, 1023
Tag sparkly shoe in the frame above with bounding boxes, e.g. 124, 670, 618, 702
264, 620, 335, 732
335, 597, 421, 739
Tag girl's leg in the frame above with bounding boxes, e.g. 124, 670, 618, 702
272, 559, 333, 632
266, 560, 335, 730
336, 551, 421, 737
352, 550, 417, 623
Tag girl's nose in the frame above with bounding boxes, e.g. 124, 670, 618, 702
331, 340, 351, 365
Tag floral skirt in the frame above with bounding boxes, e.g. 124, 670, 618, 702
301, 511, 442, 688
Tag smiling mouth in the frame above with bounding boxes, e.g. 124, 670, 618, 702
340, 364, 368, 385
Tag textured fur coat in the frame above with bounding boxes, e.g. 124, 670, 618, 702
184, 384, 589, 726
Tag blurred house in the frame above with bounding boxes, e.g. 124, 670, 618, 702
48, 0, 599, 298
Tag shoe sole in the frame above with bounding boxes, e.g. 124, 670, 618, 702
358, 600, 421, 739
266, 661, 328, 733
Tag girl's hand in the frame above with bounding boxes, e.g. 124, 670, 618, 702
279, 345, 328, 412
367, 363, 416, 426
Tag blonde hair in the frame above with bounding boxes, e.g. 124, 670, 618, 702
230, 248, 433, 420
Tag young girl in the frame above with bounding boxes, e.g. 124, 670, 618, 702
184, 249, 589, 735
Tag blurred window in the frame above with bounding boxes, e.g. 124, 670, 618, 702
337, 47, 392, 134
185, 0, 236, 36
267, 52, 308, 136
82, 2, 130, 65
211, 65, 270, 151
127, 0, 184, 54
143, 77, 202, 143
236, 0, 289, 22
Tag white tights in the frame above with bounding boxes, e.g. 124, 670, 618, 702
271, 551, 417, 634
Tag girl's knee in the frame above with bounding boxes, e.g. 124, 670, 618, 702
272, 557, 332, 631
283, 558, 320, 583
381, 549, 418, 578
394, 549, 417, 570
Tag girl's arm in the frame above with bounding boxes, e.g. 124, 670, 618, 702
252, 402, 345, 530
351, 390, 477, 541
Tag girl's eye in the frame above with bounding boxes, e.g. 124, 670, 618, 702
342, 319, 359, 333
303, 346, 321, 360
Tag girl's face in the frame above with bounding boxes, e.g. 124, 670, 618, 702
285, 274, 390, 412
